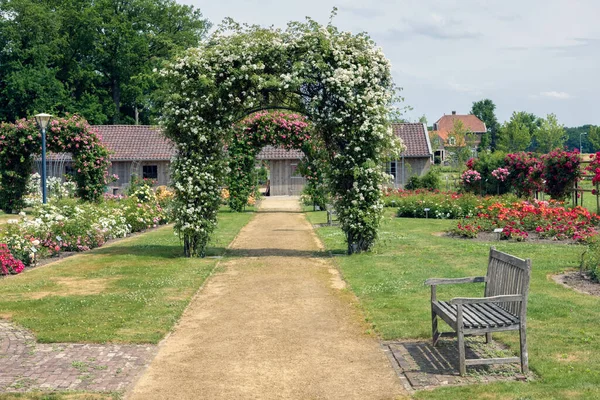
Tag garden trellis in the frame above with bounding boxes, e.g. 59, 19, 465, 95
160, 18, 404, 257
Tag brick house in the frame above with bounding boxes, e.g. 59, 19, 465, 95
430, 111, 487, 162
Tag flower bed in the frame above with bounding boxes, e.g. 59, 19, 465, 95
450, 199, 600, 242
0, 186, 173, 275
384, 189, 518, 220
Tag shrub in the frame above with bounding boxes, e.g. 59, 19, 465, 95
404, 169, 441, 191
541, 149, 581, 201
504, 152, 543, 198
470, 151, 510, 195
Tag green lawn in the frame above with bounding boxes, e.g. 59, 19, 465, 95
307, 209, 600, 400
0, 210, 254, 344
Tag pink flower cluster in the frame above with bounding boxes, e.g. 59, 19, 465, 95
0, 243, 25, 275
491, 167, 510, 182
461, 169, 482, 184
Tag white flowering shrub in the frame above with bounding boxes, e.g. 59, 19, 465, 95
160, 17, 404, 256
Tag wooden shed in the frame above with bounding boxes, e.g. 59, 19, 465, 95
257, 146, 306, 196
387, 123, 434, 188
41, 125, 175, 191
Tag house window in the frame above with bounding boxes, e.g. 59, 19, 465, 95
290, 163, 302, 178
448, 136, 456, 146
143, 165, 158, 180
385, 161, 397, 179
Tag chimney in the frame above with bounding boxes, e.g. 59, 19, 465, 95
451, 111, 456, 115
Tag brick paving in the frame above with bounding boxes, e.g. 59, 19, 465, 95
0, 320, 157, 393
383, 337, 530, 392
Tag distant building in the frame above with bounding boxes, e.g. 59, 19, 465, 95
386, 123, 434, 188
430, 111, 487, 162
41, 125, 175, 191
257, 146, 306, 196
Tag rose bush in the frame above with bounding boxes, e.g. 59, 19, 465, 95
541, 149, 581, 200
0, 115, 112, 213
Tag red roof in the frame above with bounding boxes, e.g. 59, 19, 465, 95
256, 146, 304, 160
393, 123, 432, 157
433, 114, 486, 141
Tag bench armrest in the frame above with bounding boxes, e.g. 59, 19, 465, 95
450, 294, 523, 305
425, 277, 486, 286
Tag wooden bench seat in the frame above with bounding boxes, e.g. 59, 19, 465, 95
425, 247, 531, 376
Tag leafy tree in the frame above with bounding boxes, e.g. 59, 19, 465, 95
0, 0, 210, 124
447, 119, 476, 166
471, 99, 499, 150
497, 111, 539, 153
535, 113, 565, 153
588, 126, 600, 152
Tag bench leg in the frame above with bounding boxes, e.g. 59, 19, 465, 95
457, 330, 466, 376
486, 332, 492, 343
519, 323, 529, 374
431, 308, 439, 347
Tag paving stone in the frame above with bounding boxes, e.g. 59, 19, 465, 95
0, 320, 157, 393
383, 337, 534, 391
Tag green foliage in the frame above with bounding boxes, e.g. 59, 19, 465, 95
471, 99, 499, 150
471, 151, 510, 195
535, 113, 566, 153
404, 169, 440, 190
588, 126, 600, 153
496, 111, 539, 153
0, 0, 210, 124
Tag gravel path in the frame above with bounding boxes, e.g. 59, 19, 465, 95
129, 197, 406, 399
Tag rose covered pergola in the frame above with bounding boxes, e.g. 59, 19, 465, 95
0, 115, 112, 213
161, 18, 403, 257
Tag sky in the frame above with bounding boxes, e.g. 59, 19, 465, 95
181, 0, 600, 127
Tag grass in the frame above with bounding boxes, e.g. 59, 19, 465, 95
0, 209, 254, 344
0, 394, 119, 400
306, 209, 600, 399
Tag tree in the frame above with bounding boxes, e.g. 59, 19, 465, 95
0, 0, 210, 124
471, 99, 499, 150
447, 119, 476, 165
496, 112, 538, 153
588, 126, 600, 152
535, 113, 565, 153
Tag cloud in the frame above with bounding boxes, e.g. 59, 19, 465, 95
339, 5, 384, 19
383, 13, 481, 41
448, 81, 482, 95
538, 91, 573, 100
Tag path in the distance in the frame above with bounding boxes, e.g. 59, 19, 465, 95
129, 197, 405, 400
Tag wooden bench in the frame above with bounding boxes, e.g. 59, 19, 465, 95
425, 247, 531, 376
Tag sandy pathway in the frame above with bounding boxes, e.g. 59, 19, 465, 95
129, 197, 405, 400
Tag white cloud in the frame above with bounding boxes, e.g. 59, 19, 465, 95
539, 91, 573, 100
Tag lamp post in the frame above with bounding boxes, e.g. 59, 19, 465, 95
34, 113, 52, 204
580, 132, 587, 154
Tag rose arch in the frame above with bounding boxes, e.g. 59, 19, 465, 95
227, 111, 325, 211
161, 19, 404, 257
0, 115, 112, 213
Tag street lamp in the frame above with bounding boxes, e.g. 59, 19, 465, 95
34, 113, 52, 204
580, 132, 587, 154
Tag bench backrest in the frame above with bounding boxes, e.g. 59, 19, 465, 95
485, 247, 531, 316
